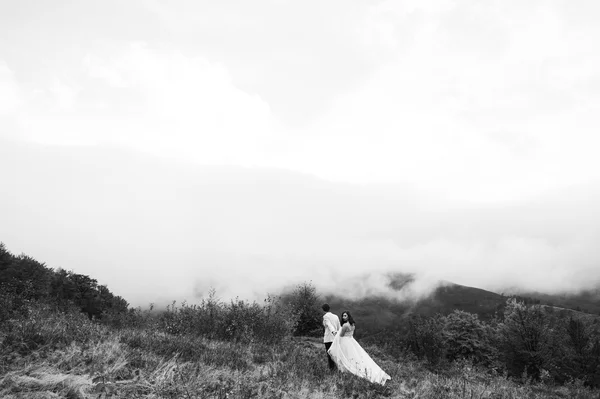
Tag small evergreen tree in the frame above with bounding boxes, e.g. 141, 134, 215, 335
287, 281, 322, 336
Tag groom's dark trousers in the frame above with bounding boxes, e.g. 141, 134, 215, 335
324, 342, 336, 370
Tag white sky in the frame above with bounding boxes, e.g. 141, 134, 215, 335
1, 0, 600, 305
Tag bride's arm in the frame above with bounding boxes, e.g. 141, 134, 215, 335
339, 323, 349, 337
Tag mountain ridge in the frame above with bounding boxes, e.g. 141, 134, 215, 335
322, 278, 600, 339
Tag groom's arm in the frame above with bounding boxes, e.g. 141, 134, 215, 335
323, 317, 337, 335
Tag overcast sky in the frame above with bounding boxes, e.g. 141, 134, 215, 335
1, 0, 600, 306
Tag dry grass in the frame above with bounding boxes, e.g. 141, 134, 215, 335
1, 325, 599, 398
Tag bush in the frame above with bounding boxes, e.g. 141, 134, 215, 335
0, 281, 32, 322
558, 316, 600, 387
443, 310, 500, 368
285, 281, 322, 337
155, 290, 294, 344
405, 314, 446, 367
1, 303, 103, 356
500, 298, 558, 381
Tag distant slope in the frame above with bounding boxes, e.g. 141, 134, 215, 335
323, 281, 507, 339
516, 289, 600, 316
413, 282, 506, 319
324, 280, 600, 339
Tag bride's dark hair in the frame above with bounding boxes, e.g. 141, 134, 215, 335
342, 311, 355, 326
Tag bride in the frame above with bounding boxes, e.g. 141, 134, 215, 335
328, 311, 391, 386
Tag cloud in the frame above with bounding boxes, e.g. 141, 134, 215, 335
1, 140, 599, 307
140, 0, 402, 126
0, 62, 22, 116
275, 0, 600, 202
15, 42, 278, 166
7, 1, 600, 203
48, 79, 81, 111
2, 1, 600, 308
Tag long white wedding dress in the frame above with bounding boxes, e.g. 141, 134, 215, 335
327, 323, 391, 385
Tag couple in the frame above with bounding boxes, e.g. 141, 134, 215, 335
322, 303, 391, 386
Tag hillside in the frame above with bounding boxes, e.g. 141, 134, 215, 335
2, 298, 600, 398
324, 280, 600, 339
322, 280, 508, 338
3, 243, 600, 395
4, 321, 598, 399
411, 282, 506, 319
516, 289, 600, 316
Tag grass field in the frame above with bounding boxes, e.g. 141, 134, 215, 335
2, 320, 599, 399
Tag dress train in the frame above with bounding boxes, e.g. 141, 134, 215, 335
328, 330, 391, 385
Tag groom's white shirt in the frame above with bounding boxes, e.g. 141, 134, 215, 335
323, 312, 341, 343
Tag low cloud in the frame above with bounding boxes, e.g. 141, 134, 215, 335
1, 139, 599, 307
0, 62, 22, 116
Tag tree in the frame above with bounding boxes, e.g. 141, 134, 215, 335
562, 317, 600, 387
406, 314, 446, 366
567, 317, 590, 356
287, 281, 322, 336
500, 298, 558, 380
0, 243, 129, 321
0, 242, 13, 271
444, 310, 498, 366
0, 252, 51, 301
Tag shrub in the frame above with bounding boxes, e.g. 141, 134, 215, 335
1, 303, 103, 356
284, 281, 322, 337
559, 316, 600, 387
0, 281, 32, 322
443, 310, 500, 368
500, 298, 558, 381
252, 293, 295, 343
405, 314, 446, 367
154, 290, 294, 345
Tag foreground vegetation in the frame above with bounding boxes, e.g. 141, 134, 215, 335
2, 305, 600, 398
2, 242, 600, 398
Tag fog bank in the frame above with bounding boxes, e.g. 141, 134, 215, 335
1, 139, 599, 306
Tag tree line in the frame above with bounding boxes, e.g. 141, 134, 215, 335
367, 300, 600, 387
0, 242, 128, 322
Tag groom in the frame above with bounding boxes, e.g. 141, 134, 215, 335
322, 303, 341, 371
